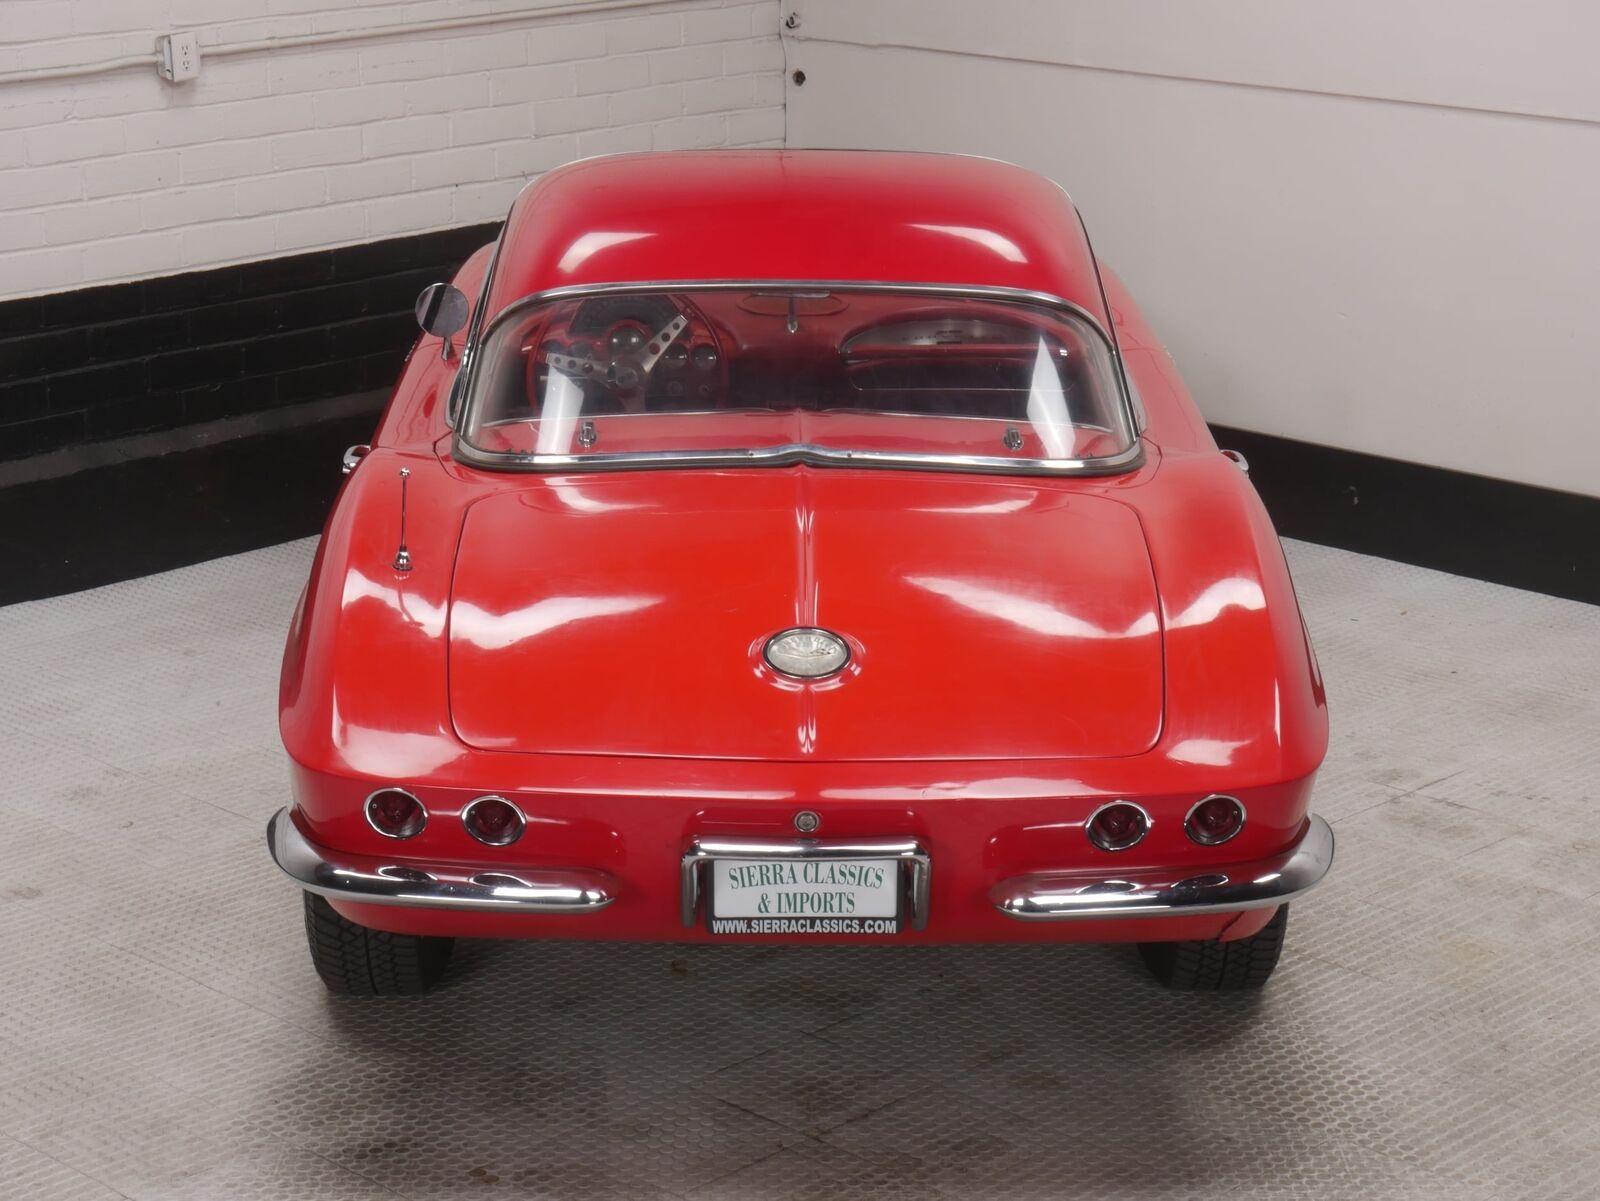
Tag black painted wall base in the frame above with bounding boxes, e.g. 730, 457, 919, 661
1, 413, 1594, 607
1, 223, 497, 461
1, 223, 496, 604
1211, 425, 1598, 607
0, 402, 381, 606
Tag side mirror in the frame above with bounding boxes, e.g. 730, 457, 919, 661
415, 283, 469, 362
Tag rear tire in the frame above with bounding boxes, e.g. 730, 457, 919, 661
1137, 905, 1288, 990
302, 892, 454, 995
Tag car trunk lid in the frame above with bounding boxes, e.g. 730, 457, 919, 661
447, 469, 1162, 760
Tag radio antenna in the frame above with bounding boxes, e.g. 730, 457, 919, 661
392, 468, 413, 573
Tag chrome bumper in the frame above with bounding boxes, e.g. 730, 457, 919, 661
266, 808, 617, 913
681, 837, 932, 930
991, 814, 1335, 920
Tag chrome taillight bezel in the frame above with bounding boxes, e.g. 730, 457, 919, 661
1084, 800, 1152, 852
364, 787, 428, 840
461, 795, 526, 846
1184, 794, 1247, 846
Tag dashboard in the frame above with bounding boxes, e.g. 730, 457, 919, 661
522, 294, 726, 414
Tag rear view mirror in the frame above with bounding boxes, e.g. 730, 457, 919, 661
415, 283, 469, 361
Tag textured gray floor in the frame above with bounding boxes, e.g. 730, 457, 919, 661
1, 537, 1597, 1200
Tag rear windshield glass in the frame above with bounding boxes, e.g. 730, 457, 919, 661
458, 287, 1136, 472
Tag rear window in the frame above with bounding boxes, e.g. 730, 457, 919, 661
457, 286, 1138, 474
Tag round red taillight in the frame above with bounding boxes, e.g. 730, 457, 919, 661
1086, 801, 1150, 852
365, 788, 426, 839
463, 796, 524, 846
1185, 795, 1246, 846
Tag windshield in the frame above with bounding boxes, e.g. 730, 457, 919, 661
457, 287, 1138, 474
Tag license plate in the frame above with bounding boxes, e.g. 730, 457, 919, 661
707, 857, 903, 935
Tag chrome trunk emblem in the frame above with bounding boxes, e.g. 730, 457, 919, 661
763, 628, 850, 678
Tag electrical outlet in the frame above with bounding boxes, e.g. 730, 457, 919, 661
156, 32, 201, 83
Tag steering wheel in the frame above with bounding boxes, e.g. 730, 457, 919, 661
545, 311, 690, 395
525, 295, 727, 417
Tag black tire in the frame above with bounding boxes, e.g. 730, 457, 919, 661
1137, 905, 1288, 990
302, 892, 454, 995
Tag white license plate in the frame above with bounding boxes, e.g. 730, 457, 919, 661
707, 857, 902, 935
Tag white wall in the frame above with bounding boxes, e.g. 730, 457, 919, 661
783, 0, 1600, 497
0, 0, 784, 300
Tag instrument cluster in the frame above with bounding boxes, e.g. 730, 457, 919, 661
527, 295, 724, 413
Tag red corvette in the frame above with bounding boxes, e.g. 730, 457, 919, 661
269, 150, 1332, 995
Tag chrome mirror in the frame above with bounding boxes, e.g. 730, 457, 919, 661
415, 283, 469, 362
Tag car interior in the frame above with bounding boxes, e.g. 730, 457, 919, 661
498, 292, 1113, 420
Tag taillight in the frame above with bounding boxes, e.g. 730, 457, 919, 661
1085, 801, 1150, 851
462, 796, 525, 846
365, 788, 426, 839
1185, 795, 1246, 846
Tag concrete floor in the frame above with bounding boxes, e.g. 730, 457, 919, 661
1, 537, 1597, 1200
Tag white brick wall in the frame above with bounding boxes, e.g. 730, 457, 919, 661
0, 0, 787, 300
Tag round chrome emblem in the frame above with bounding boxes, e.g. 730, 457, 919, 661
763, 628, 850, 678
793, 810, 821, 834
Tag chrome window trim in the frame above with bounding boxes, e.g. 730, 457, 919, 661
451, 279, 1145, 477
457, 439, 1145, 478
444, 220, 507, 429
1124, 368, 1148, 435
1066, 193, 1142, 440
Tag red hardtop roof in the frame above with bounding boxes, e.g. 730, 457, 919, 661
485, 150, 1109, 327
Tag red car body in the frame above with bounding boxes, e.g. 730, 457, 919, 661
270, 151, 1331, 978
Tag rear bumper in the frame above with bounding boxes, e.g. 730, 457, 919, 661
268, 805, 1333, 933
267, 808, 617, 913
990, 815, 1334, 920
